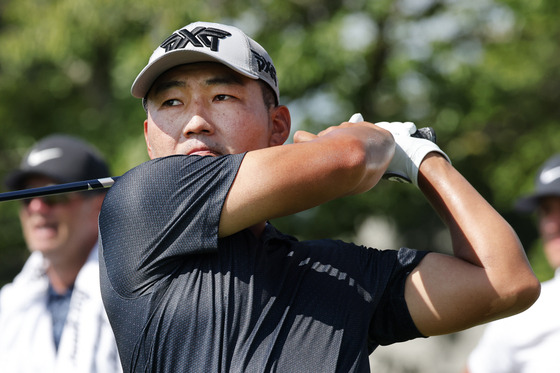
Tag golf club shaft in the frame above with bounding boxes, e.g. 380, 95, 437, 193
0, 177, 119, 202
0, 125, 437, 203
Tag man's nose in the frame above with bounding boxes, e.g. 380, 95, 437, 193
182, 114, 214, 137
22, 197, 53, 213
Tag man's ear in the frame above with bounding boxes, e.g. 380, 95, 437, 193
144, 119, 154, 159
269, 105, 291, 147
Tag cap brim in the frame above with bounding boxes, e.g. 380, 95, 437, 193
4, 170, 26, 191
514, 189, 560, 212
131, 49, 259, 99
4, 170, 65, 191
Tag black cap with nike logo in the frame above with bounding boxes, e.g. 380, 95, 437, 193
4, 134, 109, 191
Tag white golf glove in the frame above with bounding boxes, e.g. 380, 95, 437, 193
348, 114, 451, 186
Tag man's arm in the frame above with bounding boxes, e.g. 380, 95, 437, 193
405, 153, 540, 336
219, 120, 395, 237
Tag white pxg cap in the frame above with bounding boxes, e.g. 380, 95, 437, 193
131, 21, 279, 104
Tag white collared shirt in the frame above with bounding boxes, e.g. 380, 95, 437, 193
468, 269, 560, 373
0, 245, 122, 373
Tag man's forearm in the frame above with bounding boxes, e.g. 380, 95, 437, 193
418, 153, 540, 314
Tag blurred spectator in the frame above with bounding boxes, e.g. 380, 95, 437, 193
0, 135, 122, 372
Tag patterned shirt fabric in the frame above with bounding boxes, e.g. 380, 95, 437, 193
46, 283, 74, 351
99, 154, 428, 373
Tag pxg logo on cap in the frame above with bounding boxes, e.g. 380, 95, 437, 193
160, 26, 232, 53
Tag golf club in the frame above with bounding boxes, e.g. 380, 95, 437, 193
0, 124, 437, 203
0, 177, 119, 202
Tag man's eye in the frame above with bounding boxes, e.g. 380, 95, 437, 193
214, 94, 232, 101
163, 99, 181, 106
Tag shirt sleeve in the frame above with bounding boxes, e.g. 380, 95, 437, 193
99, 153, 245, 298
367, 247, 429, 348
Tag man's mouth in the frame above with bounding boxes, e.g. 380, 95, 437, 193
187, 146, 220, 157
31, 222, 58, 238
189, 150, 219, 156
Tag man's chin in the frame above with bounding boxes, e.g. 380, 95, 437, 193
29, 241, 60, 256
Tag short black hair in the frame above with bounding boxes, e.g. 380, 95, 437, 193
258, 80, 278, 109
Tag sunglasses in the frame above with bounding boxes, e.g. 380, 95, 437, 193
21, 194, 74, 207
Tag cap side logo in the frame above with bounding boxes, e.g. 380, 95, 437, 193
540, 166, 560, 184
160, 27, 232, 53
27, 148, 63, 167
251, 50, 277, 86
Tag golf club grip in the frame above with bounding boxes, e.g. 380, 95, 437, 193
0, 177, 119, 202
412, 127, 437, 143
348, 114, 436, 144
385, 126, 437, 183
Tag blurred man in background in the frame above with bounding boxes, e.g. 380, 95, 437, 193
465, 154, 560, 373
0, 134, 122, 372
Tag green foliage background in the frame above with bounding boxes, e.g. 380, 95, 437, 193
1, 0, 558, 285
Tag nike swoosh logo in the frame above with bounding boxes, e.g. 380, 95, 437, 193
540, 166, 560, 184
26, 148, 63, 167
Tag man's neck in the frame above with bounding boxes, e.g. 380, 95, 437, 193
45, 249, 91, 294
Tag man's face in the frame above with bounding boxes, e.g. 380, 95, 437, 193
144, 62, 285, 159
537, 196, 560, 269
19, 175, 102, 261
